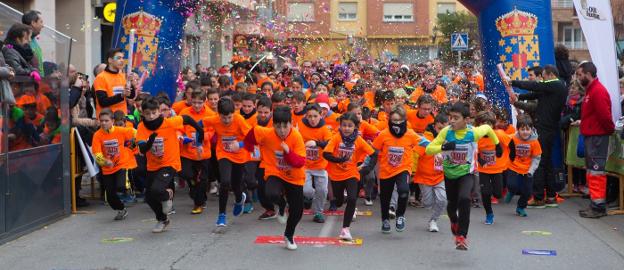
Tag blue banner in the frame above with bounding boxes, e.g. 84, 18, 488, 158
458, 0, 556, 109
112, 0, 188, 101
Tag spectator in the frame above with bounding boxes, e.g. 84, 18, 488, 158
576, 62, 615, 218
555, 45, 573, 86
21, 10, 44, 72
2, 23, 40, 80
509, 65, 568, 208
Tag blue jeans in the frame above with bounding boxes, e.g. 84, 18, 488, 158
507, 170, 533, 209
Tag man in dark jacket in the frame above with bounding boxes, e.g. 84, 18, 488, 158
576, 62, 615, 218
509, 65, 568, 208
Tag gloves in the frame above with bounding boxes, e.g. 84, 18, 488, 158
30, 71, 41, 83
495, 143, 503, 158
509, 140, 516, 162
181, 136, 193, 145
148, 132, 158, 143
441, 141, 456, 151
477, 155, 487, 167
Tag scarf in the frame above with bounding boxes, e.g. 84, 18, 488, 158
257, 115, 271, 127
240, 108, 256, 120
143, 115, 164, 131
7, 41, 34, 62
302, 117, 326, 128
340, 129, 358, 148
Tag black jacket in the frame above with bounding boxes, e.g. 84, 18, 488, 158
512, 79, 568, 132
1, 46, 37, 76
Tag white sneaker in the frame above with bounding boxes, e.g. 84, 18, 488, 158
365, 199, 373, 206
339, 227, 353, 241
209, 182, 218, 195
428, 220, 439, 232
162, 200, 173, 215
277, 213, 288, 224
152, 219, 170, 233
352, 208, 357, 222
284, 236, 297, 250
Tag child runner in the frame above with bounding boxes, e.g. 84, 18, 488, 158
505, 114, 541, 217
414, 113, 448, 232
372, 106, 428, 234
425, 102, 500, 250
299, 103, 333, 223
474, 111, 513, 225
324, 112, 376, 241
136, 97, 204, 233
92, 108, 136, 220
243, 106, 306, 250
201, 98, 252, 227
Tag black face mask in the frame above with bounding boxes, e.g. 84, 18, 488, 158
143, 115, 164, 131
389, 120, 407, 138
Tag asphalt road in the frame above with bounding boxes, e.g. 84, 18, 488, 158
1, 193, 623, 270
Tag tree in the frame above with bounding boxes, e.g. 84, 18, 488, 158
435, 11, 480, 64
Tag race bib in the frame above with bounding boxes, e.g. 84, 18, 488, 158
338, 143, 354, 163
516, 144, 530, 158
112, 86, 125, 96
222, 136, 238, 153
480, 150, 496, 166
103, 139, 120, 158
151, 137, 165, 157
306, 146, 320, 161
275, 151, 290, 170
449, 144, 469, 165
387, 146, 405, 167
434, 154, 443, 172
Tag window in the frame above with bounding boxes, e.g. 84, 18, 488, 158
338, 2, 357, 21
383, 3, 414, 22
552, 0, 574, 8
287, 2, 314, 22
562, 25, 587, 49
437, 3, 456, 15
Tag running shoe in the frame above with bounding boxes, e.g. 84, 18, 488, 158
484, 213, 494, 225
396, 216, 406, 232
284, 235, 297, 250
152, 219, 170, 233
162, 200, 173, 215
516, 208, 528, 217
428, 220, 439, 232
191, 206, 203, 215
544, 197, 559, 208
503, 192, 514, 204
243, 202, 254, 214
389, 207, 396, 219
277, 212, 288, 225
233, 192, 246, 217
352, 208, 357, 222
381, 219, 391, 234
364, 198, 373, 206
258, 210, 277, 220
340, 227, 353, 241
216, 213, 227, 227
527, 199, 546, 209
455, 236, 468, 250
313, 213, 325, 223
491, 196, 499, 205
114, 208, 128, 221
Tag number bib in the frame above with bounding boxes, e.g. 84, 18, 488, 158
387, 146, 405, 167
104, 139, 120, 158
151, 137, 165, 157
306, 146, 319, 161
481, 150, 496, 166
222, 136, 237, 153
516, 144, 531, 158
449, 144, 469, 165
275, 151, 291, 170
112, 86, 124, 95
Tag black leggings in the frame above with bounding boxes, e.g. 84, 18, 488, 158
180, 158, 210, 207
218, 159, 244, 214
379, 171, 410, 221
479, 173, 503, 215
445, 174, 474, 237
146, 167, 176, 221
256, 167, 275, 211
243, 161, 259, 203
102, 169, 126, 211
331, 178, 358, 228
265, 176, 304, 238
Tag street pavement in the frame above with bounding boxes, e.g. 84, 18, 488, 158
0, 192, 623, 270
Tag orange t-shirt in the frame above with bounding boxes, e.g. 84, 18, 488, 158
292, 110, 306, 129
407, 110, 434, 134
179, 106, 215, 160
92, 126, 136, 175
36, 93, 52, 115
413, 131, 444, 186
172, 100, 191, 115
324, 134, 374, 181
324, 112, 341, 133
136, 116, 184, 172
298, 122, 333, 170
372, 129, 428, 179
337, 99, 350, 113
202, 113, 251, 164
364, 91, 376, 110
409, 86, 448, 105
503, 125, 516, 135
253, 126, 306, 186
93, 70, 128, 117
454, 74, 485, 91
509, 136, 542, 175
359, 121, 380, 142
477, 129, 512, 174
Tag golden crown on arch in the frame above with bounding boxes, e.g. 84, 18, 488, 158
495, 8, 538, 37
122, 10, 162, 37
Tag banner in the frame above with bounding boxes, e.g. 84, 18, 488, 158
458, 0, 556, 109
112, 0, 189, 101
572, 0, 622, 123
